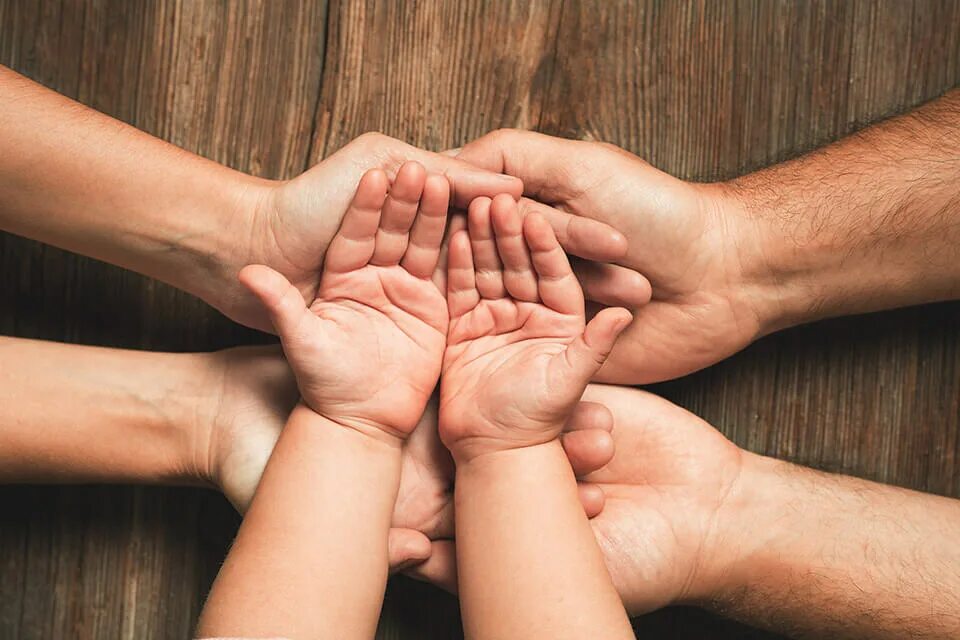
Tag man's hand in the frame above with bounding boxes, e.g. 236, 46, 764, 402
411, 385, 960, 639
409, 384, 746, 602
439, 194, 632, 462
454, 130, 770, 384
457, 93, 960, 383
239, 163, 450, 439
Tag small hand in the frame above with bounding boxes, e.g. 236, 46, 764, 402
221, 133, 635, 332
439, 193, 632, 462
456, 130, 771, 384
239, 162, 449, 439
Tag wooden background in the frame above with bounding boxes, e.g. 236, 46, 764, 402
1, 0, 959, 638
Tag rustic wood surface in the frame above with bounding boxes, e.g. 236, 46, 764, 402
1, 1, 958, 638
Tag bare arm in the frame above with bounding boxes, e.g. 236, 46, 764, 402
196, 404, 401, 639
0, 335, 213, 485
709, 454, 960, 639
731, 88, 960, 331
456, 442, 632, 639
0, 65, 261, 309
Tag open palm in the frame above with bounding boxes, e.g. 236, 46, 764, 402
240, 162, 449, 438
440, 195, 632, 461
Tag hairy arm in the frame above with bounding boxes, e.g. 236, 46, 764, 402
0, 335, 213, 485
711, 454, 960, 639
196, 404, 401, 639
456, 441, 633, 640
733, 88, 960, 332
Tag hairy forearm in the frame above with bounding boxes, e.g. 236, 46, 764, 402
711, 454, 960, 639
197, 404, 401, 639
729, 88, 960, 331
455, 441, 633, 640
0, 65, 269, 305
0, 336, 213, 484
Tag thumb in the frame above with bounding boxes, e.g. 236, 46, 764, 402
403, 539, 458, 594
387, 528, 433, 573
238, 265, 311, 340
563, 307, 633, 382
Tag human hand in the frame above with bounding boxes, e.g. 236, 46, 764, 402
190, 346, 618, 570
455, 130, 774, 384
238, 162, 449, 440
409, 384, 750, 613
217, 133, 638, 333
439, 193, 632, 462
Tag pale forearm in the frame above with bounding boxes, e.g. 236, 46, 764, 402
0, 336, 212, 485
455, 441, 632, 640
729, 88, 960, 331
712, 454, 960, 638
197, 405, 401, 639
0, 65, 270, 306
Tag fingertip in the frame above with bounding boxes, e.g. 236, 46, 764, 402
562, 428, 615, 476
577, 483, 606, 519
467, 196, 493, 231
388, 528, 432, 571
567, 401, 614, 433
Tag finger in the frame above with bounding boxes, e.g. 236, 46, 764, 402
562, 429, 615, 477
457, 129, 587, 202
387, 528, 433, 573
238, 265, 313, 340
324, 168, 388, 273
490, 193, 538, 302
518, 197, 628, 262
432, 212, 466, 291
565, 401, 614, 433
524, 211, 583, 315
563, 307, 633, 382
371, 161, 425, 266
573, 259, 653, 307
402, 173, 450, 278
467, 197, 506, 299
404, 539, 459, 595
446, 229, 480, 319
359, 133, 522, 208
578, 482, 606, 519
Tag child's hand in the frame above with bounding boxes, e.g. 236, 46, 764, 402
439, 194, 632, 462
239, 161, 449, 441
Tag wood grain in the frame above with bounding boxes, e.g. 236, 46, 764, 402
1, 1, 958, 638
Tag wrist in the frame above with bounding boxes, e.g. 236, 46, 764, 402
709, 179, 827, 335
182, 171, 278, 312
689, 452, 823, 610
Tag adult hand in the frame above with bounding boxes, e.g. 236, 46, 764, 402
196, 346, 618, 571
455, 130, 773, 383
405, 383, 748, 611
217, 133, 639, 333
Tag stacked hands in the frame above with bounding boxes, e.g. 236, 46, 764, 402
4, 64, 960, 639
237, 161, 632, 578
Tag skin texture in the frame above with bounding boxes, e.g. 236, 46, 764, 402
0, 64, 646, 338
455, 88, 960, 383
417, 384, 960, 639
440, 196, 633, 639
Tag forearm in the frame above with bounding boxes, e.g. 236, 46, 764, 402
455, 441, 633, 640
710, 454, 960, 638
729, 88, 960, 331
197, 404, 401, 639
0, 65, 269, 305
0, 336, 212, 485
